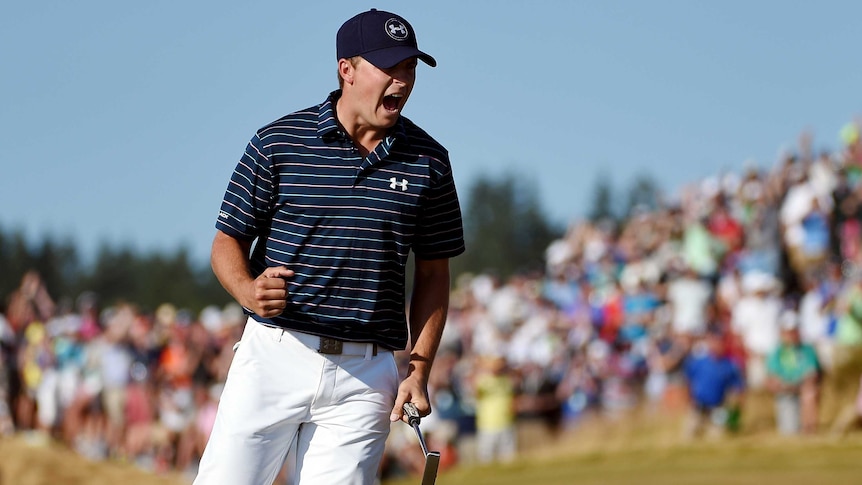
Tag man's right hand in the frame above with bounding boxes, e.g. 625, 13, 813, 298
247, 266, 294, 318
211, 231, 294, 319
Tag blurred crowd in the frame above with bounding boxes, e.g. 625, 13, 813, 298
0, 278, 244, 476
3, 124, 862, 482
383, 124, 862, 477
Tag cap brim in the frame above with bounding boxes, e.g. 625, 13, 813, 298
362, 46, 437, 69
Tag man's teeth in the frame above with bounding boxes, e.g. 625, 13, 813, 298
384, 94, 403, 110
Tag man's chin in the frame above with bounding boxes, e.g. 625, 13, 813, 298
376, 115, 400, 130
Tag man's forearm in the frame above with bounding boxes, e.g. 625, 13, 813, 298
211, 230, 255, 308
407, 258, 451, 380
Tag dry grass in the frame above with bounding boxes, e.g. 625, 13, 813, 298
1, 392, 859, 485
384, 394, 862, 485
0, 433, 186, 485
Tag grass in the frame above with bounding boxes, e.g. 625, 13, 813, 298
383, 396, 862, 485
0, 432, 186, 485
414, 439, 862, 485
1, 392, 860, 485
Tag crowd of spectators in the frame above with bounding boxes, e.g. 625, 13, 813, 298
384, 124, 862, 477
0, 278, 244, 477
2, 124, 862, 483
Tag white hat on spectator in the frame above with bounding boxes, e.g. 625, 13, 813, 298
779, 309, 799, 331
200, 305, 224, 333
222, 302, 245, 327
742, 271, 779, 294
721, 172, 740, 195
700, 176, 720, 199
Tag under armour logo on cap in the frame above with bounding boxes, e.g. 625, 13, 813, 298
337, 9, 437, 69
386, 19, 409, 40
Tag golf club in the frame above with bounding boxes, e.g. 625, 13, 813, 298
403, 402, 441, 485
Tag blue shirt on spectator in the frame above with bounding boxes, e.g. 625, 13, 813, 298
684, 347, 745, 408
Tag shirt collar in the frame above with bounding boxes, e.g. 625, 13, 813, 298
318, 90, 342, 139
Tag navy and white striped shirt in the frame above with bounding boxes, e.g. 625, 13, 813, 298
216, 90, 465, 349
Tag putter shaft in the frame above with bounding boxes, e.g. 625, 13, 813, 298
403, 402, 440, 485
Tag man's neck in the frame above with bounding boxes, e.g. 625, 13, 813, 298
335, 96, 387, 157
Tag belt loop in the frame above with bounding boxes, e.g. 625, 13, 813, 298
364, 343, 373, 360
278, 329, 284, 342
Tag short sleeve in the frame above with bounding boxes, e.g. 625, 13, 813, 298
215, 133, 275, 240
412, 159, 465, 260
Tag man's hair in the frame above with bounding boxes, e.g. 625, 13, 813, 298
337, 56, 361, 89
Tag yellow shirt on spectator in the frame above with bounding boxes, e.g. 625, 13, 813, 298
475, 373, 516, 432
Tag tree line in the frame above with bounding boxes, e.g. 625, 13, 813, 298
1, 171, 659, 315
0, 231, 231, 315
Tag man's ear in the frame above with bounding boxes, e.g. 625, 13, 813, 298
338, 58, 355, 86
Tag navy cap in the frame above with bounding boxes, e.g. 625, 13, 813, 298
337, 9, 436, 69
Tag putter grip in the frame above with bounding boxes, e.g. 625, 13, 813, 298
403, 402, 421, 426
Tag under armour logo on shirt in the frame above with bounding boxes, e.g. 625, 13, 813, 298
390, 177, 409, 191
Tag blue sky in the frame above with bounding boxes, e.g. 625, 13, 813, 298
2, 1, 860, 265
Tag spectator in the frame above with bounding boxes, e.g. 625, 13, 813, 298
730, 271, 783, 391
644, 327, 691, 414
5, 271, 56, 334
797, 271, 835, 371
18, 321, 55, 432
45, 306, 86, 440
781, 169, 830, 278
473, 355, 518, 464
765, 311, 821, 434
680, 215, 722, 279
737, 174, 782, 276
706, 193, 745, 258
682, 329, 745, 439
666, 264, 713, 338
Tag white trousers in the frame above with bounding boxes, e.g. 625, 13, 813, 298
194, 319, 399, 485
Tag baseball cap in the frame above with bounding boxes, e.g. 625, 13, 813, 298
336, 9, 437, 69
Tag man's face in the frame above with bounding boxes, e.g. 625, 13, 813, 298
706, 334, 725, 356
780, 328, 800, 346
350, 56, 417, 130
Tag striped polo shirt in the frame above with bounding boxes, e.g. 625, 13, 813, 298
216, 90, 465, 350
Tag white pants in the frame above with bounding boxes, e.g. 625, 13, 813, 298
194, 320, 399, 485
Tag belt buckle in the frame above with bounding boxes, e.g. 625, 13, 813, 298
318, 337, 343, 355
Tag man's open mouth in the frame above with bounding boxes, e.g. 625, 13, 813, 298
383, 94, 403, 112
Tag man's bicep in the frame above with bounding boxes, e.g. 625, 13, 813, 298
212, 230, 254, 262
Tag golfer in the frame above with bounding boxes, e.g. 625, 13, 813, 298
193, 8, 464, 485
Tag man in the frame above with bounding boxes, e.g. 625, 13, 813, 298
683, 328, 745, 439
474, 354, 517, 464
666, 263, 713, 337
730, 271, 782, 390
194, 9, 464, 484
765, 311, 820, 435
